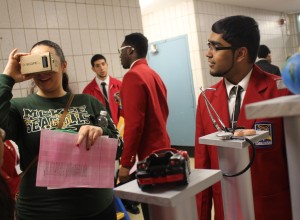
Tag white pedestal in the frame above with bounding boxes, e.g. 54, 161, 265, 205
246, 94, 300, 220
199, 131, 269, 220
114, 169, 222, 220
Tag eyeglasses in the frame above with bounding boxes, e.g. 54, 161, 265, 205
118, 46, 134, 54
207, 41, 233, 52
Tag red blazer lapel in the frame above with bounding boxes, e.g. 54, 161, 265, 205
211, 80, 231, 130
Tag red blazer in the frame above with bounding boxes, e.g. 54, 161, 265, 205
120, 59, 171, 168
195, 65, 292, 220
83, 76, 122, 125
1, 140, 20, 198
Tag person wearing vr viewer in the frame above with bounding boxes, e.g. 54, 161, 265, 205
195, 15, 292, 220
0, 40, 119, 220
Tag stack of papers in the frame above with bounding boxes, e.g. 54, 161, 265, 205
36, 129, 118, 189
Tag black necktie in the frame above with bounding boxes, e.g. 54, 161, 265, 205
232, 85, 243, 123
101, 82, 111, 116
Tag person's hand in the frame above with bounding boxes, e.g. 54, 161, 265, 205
76, 125, 103, 150
3, 48, 33, 83
118, 166, 130, 183
114, 92, 120, 103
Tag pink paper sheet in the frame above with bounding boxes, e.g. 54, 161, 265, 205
36, 129, 117, 188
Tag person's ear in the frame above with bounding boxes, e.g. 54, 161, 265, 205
128, 47, 135, 55
235, 47, 247, 62
62, 61, 67, 72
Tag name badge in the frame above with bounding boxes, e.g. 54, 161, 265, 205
254, 122, 273, 148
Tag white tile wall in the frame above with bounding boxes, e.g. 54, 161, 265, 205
121, 7, 131, 29
0, 0, 143, 97
65, 56, 77, 83
86, 5, 98, 29
45, 2, 59, 28
80, 29, 93, 54
49, 29, 61, 46
20, 1, 36, 28
33, 1, 47, 28
70, 29, 83, 54
120, 0, 128, 7
113, 6, 123, 29
105, 6, 116, 29
56, 2, 70, 28
83, 54, 94, 80
0, 0, 10, 28
66, 3, 79, 28
37, 29, 50, 41
24, 29, 38, 51
60, 29, 73, 55
107, 30, 118, 52
89, 30, 101, 54
99, 29, 110, 53
77, 4, 89, 29
7, 0, 23, 28
95, 5, 107, 29
11, 29, 27, 52
0, 29, 14, 57
73, 55, 87, 82
0, 58, 3, 70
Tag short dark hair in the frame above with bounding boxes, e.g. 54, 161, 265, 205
91, 54, 107, 67
212, 15, 260, 64
123, 33, 148, 58
257, 45, 271, 58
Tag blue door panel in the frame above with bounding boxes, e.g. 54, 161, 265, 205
148, 35, 195, 146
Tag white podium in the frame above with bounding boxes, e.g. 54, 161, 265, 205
114, 169, 222, 220
246, 94, 300, 220
199, 130, 269, 220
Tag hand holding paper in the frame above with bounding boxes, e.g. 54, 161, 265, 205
36, 129, 117, 188
76, 125, 104, 150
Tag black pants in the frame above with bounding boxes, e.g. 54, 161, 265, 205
17, 200, 117, 220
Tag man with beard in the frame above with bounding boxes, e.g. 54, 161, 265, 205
195, 15, 292, 220
83, 54, 122, 125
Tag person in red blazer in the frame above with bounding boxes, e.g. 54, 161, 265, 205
117, 33, 171, 220
117, 33, 170, 177
195, 15, 292, 220
83, 54, 122, 125
1, 140, 20, 198
0, 128, 15, 220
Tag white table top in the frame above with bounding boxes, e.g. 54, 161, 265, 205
114, 169, 222, 207
199, 131, 269, 149
245, 94, 300, 119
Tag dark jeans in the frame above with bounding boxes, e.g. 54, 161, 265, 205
17, 200, 117, 220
